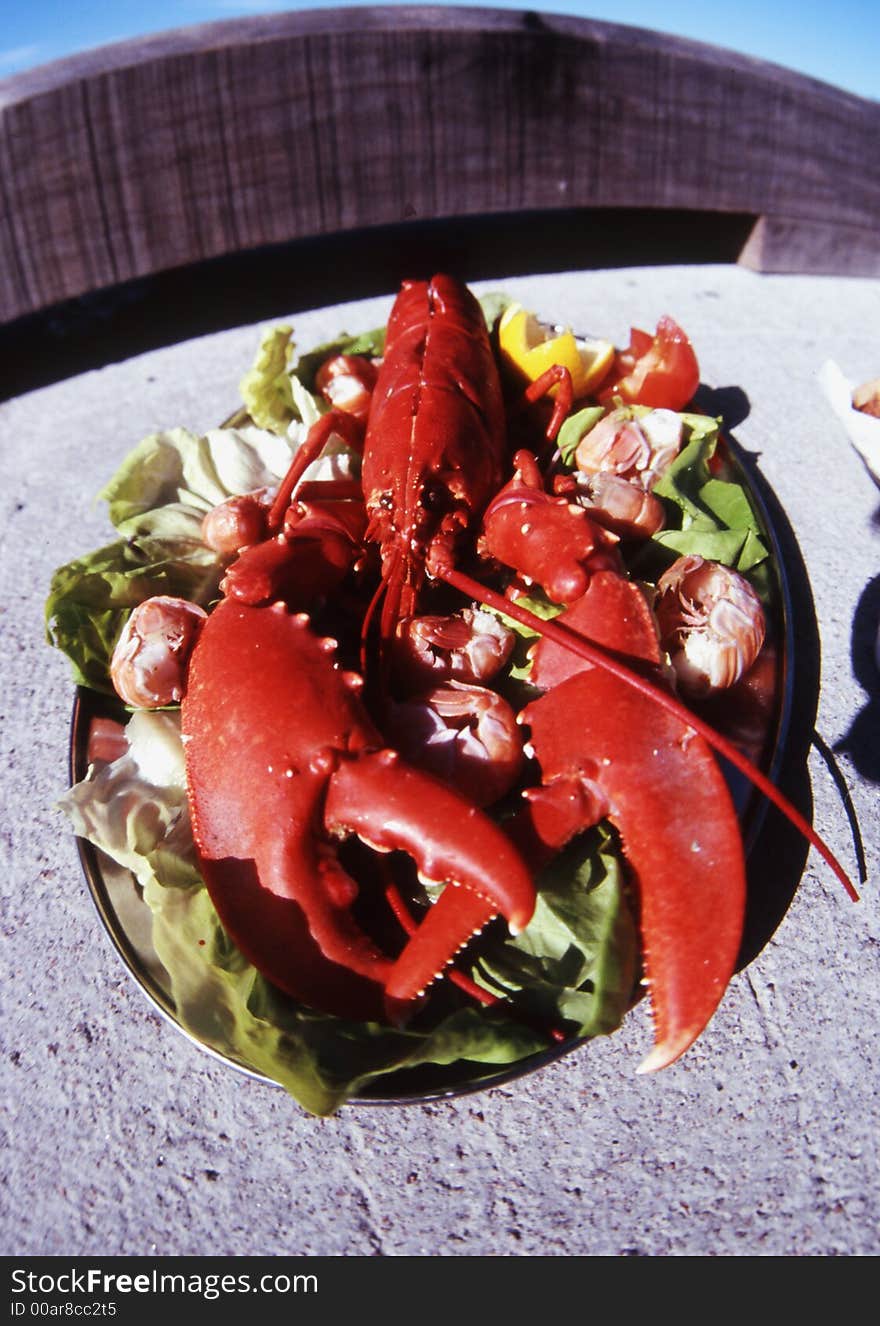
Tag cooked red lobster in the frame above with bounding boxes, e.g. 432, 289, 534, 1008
121, 275, 854, 1072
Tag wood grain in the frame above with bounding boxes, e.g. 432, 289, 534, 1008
1, 6, 878, 324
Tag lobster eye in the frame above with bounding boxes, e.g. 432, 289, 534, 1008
421, 483, 453, 514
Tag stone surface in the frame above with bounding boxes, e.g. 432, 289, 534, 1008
2, 265, 878, 1256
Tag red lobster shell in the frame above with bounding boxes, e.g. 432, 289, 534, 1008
362, 274, 507, 636
182, 596, 536, 1023
177, 273, 853, 1070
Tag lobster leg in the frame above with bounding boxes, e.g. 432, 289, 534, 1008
266, 411, 364, 532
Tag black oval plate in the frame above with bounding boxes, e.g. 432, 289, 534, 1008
69, 429, 794, 1106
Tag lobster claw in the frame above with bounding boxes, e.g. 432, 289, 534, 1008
183, 596, 536, 1026
524, 667, 746, 1072
479, 450, 621, 602
519, 574, 747, 1072
323, 749, 536, 1021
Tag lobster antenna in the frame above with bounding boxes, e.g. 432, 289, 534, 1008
359, 547, 408, 698
440, 566, 859, 903
359, 572, 389, 679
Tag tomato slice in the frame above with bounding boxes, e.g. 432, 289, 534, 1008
598, 316, 700, 410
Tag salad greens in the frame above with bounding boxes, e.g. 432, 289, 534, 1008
649, 414, 769, 577
49, 304, 770, 1115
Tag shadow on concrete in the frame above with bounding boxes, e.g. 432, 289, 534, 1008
833, 570, 880, 786
729, 439, 865, 968
0, 206, 756, 401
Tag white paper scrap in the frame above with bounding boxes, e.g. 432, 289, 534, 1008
817, 359, 880, 487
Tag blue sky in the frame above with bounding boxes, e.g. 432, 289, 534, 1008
0, 1, 877, 101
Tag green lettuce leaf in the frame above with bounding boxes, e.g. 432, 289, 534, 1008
557, 406, 606, 466
141, 868, 631, 1115
58, 711, 201, 889
239, 326, 296, 434
473, 826, 638, 1037
651, 417, 767, 567
99, 425, 296, 527
46, 539, 222, 694
144, 888, 553, 1116
239, 322, 388, 436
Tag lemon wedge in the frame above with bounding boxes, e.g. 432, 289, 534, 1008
498, 303, 614, 399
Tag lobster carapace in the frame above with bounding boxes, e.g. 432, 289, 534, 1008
360, 274, 507, 642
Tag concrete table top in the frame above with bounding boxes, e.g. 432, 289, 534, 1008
2, 264, 878, 1257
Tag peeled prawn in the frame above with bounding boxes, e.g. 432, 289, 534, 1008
654, 555, 766, 698
110, 596, 207, 708
567, 407, 683, 540
574, 407, 683, 489
384, 681, 524, 807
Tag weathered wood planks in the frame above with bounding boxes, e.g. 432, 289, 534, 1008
1, 7, 877, 324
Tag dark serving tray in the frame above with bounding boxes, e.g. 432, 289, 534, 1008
68, 366, 798, 1106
